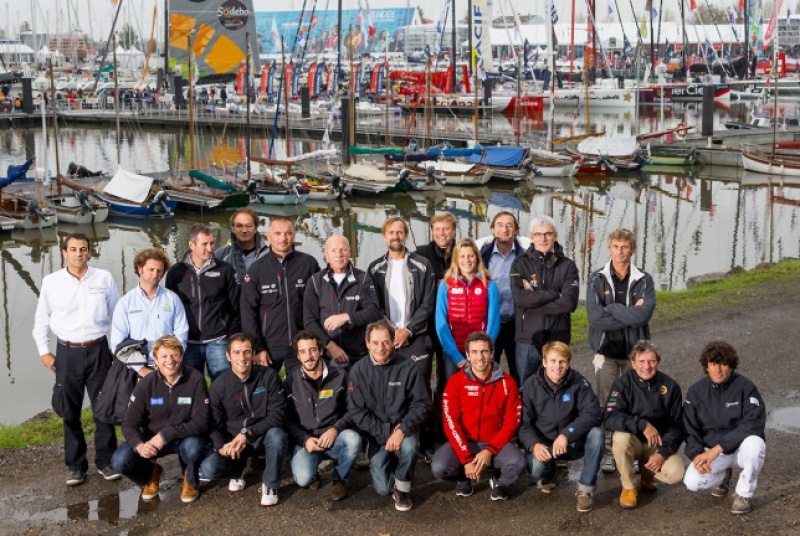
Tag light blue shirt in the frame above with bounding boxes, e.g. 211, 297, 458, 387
110, 285, 189, 369
488, 243, 517, 322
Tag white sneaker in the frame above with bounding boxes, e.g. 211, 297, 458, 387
260, 485, 279, 507
228, 478, 246, 492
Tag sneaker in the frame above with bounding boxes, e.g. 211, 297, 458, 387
355, 451, 370, 469
392, 487, 413, 511
228, 478, 246, 492
420, 449, 433, 464
730, 495, 752, 515
555, 459, 568, 469
308, 478, 322, 490
633, 460, 640, 474
330, 480, 348, 501
97, 466, 122, 481
601, 454, 616, 474
455, 480, 473, 497
576, 491, 594, 512
180, 476, 200, 504
540, 478, 557, 494
619, 488, 638, 509
490, 484, 509, 501
318, 458, 335, 476
711, 468, 733, 497
66, 469, 86, 486
640, 469, 657, 492
260, 485, 279, 507
141, 464, 163, 501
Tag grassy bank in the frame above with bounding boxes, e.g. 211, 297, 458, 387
2, 260, 798, 450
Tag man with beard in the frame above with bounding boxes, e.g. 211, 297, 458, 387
284, 331, 362, 501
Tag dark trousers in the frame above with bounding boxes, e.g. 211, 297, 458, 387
53, 340, 117, 472
266, 345, 299, 377
396, 334, 435, 450
112, 436, 207, 488
199, 428, 288, 488
494, 320, 519, 387
431, 441, 525, 488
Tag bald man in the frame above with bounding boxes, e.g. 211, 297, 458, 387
303, 235, 383, 370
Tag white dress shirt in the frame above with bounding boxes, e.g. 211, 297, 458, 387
32, 266, 120, 356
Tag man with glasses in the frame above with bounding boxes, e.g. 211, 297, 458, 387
480, 212, 526, 385
510, 216, 579, 387
215, 208, 268, 285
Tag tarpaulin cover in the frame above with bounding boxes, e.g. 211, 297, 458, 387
103, 168, 155, 203
427, 146, 483, 157
464, 146, 526, 167
0, 159, 34, 189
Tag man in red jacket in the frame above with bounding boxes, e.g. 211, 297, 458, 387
431, 331, 524, 500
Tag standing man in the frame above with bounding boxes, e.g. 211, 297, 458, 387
431, 332, 524, 501
215, 208, 268, 285
199, 333, 288, 507
480, 211, 526, 385
303, 234, 381, 369
510, 215, 580, 387
604, 341, 685, 509
683, 341, 766, 515
368, 217, 436, 396
587, 228, 655, 473
33, 233, 120, 485
166, 224, 240, 381
110, 248, 189, 377
111, 335, 209, 504
348, 320, 432, 511
519, 342, 603, 512
241, 216, 320, 375
284, 331, 362, 501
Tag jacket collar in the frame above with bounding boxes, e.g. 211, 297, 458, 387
600, 260, 645, 284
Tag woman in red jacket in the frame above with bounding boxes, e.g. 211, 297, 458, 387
436, 239, 500, 379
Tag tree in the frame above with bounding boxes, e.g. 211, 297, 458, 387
118, 23, 137, 50
692, 5, 731, 25
19, 21, 31, 33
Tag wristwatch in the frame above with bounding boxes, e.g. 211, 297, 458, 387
240, 427, 250, 438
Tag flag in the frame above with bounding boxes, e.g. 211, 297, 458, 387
690, 0, 697, 12
640, 14, 648, 38
788, 9, 792, 23
550, 3, 559, 24
271, 18, 279, 46
665, 39, 672, 58
729, 8, 736, 24
652, 8, 658, 20
705, 37, 712, 54
623, 35, 634, 57
424, 44, 432, 60
607, 3, 613, 16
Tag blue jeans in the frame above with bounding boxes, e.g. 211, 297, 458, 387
111, 436, 207, 488
370, 435, 419, 496
516, 342, 542, 389
431, 441, 525, 488
290, 429, 362, 486
184, 338, 229, 381
198, 427, 287, 488
526, 426, 604, 492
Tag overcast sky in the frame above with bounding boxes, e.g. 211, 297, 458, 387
4, 0, 768, 42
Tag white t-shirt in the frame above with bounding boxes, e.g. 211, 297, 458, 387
387, 259, 407, 328
332, 272, 347, 285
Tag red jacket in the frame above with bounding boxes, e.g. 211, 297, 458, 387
446, 275, 489, 353
442, 364, 521, 464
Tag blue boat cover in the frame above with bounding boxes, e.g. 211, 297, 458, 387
0, 159, 34, 189
427, 146, 484, 157
464, 146, 526, 167
491, 193, 526, 210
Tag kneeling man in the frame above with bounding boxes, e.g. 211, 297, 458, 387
604, 341, 686, 509
683, 341, 766, 515
199, 333, 287, 507
112, 335, 209, 503
520, 341, 603, 512
285, 331, 362, 501
432, 331, 524, 501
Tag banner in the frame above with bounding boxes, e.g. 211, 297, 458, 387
267, 60, 276, 96
315, 62, 326, 95
169, 0, 260, 80
308, 61, 318, 97
236, 61, 246, 95
259, 62, 270, 95
471, 0, 494, 71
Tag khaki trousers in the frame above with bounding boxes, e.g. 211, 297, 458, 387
612, 431, 685, 490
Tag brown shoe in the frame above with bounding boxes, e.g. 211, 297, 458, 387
619, 488, 637, 509
308, 478, 322, 490
331, 479, 348, 501
641, 469, 657, 492
141, 463, 163, 501
576, 491, 594, 512
181, 475, 200, 504
712, 468, 733, 497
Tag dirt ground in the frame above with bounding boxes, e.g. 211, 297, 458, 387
1, 275, 799, 536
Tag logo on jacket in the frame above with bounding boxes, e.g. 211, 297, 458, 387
252, 386, 267, 395
244, 274, 251, 283
562, 393, 571, 403
388, 381, 402, 387
660, 385, 668, 396
205, 271, 221, 278
749, 397, 760, 406
150, 397, 164, 406
177, 397, 192, 405
726, 401, 739, 408
474, 287, 482, 295
319, 389, 334, 399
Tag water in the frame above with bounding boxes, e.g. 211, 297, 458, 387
767, 407, 800, 434
0, 105, 799, 424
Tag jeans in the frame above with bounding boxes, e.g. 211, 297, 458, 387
184, 338, 229, 381
432, 441, 525, 488
112, 436, 207, 488
527, 427, 604, 493
198, 427, 287, 488
290, 429, 362, 486
370, 435, 419, 496
515, 342, 542, 389
53, 340, 117, 472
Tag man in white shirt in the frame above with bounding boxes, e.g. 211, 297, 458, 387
33, 233, 121, 486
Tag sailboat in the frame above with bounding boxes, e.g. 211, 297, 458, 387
0, 159, 57, 230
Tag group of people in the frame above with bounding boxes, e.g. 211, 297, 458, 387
32, 207, 767, 515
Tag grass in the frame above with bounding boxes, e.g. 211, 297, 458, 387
2, 260, 799, 451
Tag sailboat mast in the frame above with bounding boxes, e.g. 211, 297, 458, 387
48, 59, 61, 189
385, 59, 390, 146
164, 0, 170, 88
743, 0, 750, 78
772, 8, 779, 158
282, 39, 291, 158
451, 0, 457, 92
245, 33, 252, 184
188, 32, 195, 169
113, 35, 121, 166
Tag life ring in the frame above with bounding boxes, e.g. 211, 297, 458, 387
458, 101, 467, 107
675, 122, 690, 138
465, 101, 473, 107
676, 177, 687, 190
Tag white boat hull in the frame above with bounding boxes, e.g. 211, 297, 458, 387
741, 152, 800, 177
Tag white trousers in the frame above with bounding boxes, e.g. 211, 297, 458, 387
683, 435, 766, 498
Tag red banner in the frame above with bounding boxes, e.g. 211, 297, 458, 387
236, 61, 246, 96
308, 62, 318, 98
260, 63, 270, 96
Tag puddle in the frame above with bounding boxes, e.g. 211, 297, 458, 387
21, 484, 167, 525
767, 407, 800, 434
